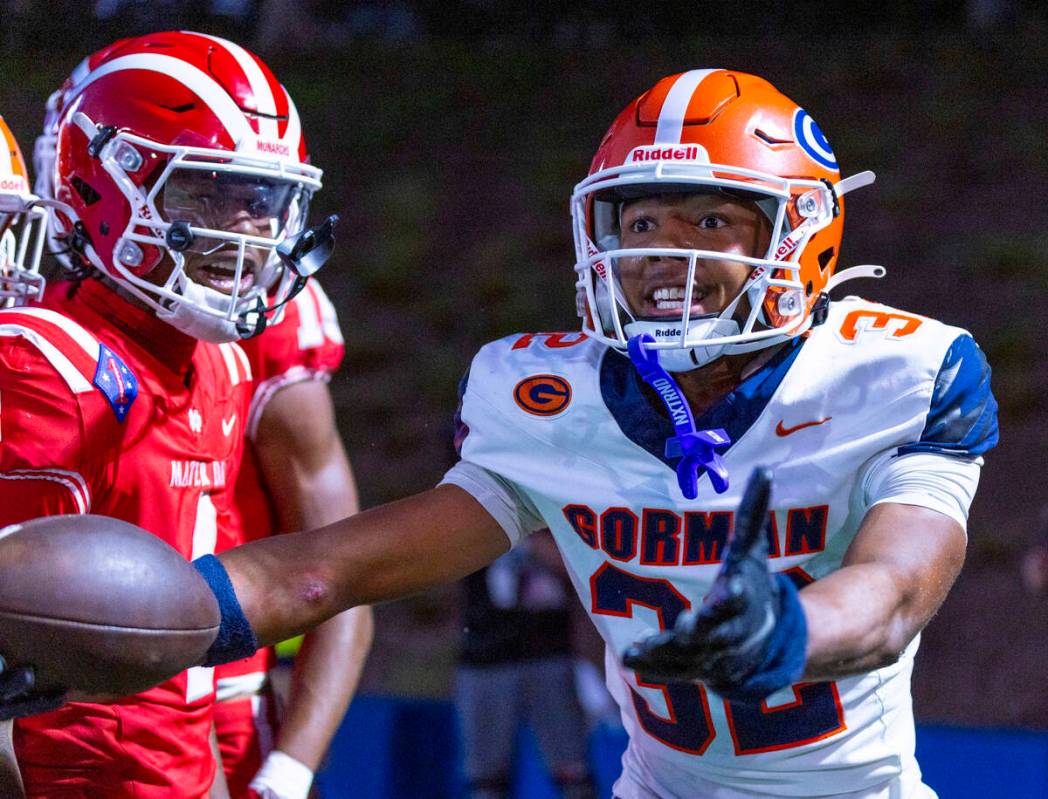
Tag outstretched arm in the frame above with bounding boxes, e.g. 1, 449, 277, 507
218, 483, 510, 649
249, 379, 372, 779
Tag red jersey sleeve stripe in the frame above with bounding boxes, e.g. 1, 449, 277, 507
292, 284, 325, 349
0, 306, 105, 383
8, 307, 101, 357
0, 323, 95, 393
0, 468, 91, 514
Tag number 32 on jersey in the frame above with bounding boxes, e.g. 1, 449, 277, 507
592, 563, 846, 755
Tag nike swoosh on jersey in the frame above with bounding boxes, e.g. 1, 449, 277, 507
775, 417, 832, 437
222, 415, 237, 436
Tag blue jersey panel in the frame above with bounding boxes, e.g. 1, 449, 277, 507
899, 334, 998, 459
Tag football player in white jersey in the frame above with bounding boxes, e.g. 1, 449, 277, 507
1, 69, 998, 799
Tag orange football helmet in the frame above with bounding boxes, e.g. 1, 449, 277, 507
571, 69, 882, 370
0, 116, 47, 307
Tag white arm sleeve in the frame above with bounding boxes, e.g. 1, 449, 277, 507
440, 460, 544, 547
861, 451, 982, 531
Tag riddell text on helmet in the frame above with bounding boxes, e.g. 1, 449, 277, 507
628, 145, 708, 163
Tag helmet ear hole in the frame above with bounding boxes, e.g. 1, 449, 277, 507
71, 176, 101, 205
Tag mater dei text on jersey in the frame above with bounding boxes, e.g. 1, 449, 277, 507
170, 460, 228, 489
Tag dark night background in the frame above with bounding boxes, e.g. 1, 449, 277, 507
1, 0, 1045, 730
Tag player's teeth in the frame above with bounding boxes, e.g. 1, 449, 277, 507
655, 300, 685, 310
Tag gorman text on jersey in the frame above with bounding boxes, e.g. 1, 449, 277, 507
563, 504, 828, 566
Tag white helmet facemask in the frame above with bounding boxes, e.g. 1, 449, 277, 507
69, 112, 323, 342
571, 158, 877, 372
0, 193, 49, 308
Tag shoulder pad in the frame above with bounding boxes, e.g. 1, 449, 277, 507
899, 333, 998, 459
0, 307, 139, 421
286, 280, 344, 350
241, 281, 344, 382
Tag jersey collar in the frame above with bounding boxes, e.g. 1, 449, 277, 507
65, 277, 199, 380
600, 338, 805, 484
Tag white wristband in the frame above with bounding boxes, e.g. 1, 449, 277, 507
249, 750, 315, 799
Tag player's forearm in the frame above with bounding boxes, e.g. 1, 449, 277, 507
274, 606, 373, 770
271, 430, 371, 768
218, 486, 509, 646
799, 502, 966, 681
798, 564, 916, 679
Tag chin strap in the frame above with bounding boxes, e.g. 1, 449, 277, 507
824, 264, 886, 293
627, 334, 731, 499
835, 170, 876, 197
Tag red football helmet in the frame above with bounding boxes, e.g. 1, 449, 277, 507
0, 116, 47, 307
52, 31, 324, 342
571, 69, 882, 371
34, 48, 108, 270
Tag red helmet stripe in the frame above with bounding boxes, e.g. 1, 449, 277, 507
283, 91, 304, 160
654, 69, 723, 145
193, 34, 279, 140
273, 83, 294, 142
63, 53, 254, 148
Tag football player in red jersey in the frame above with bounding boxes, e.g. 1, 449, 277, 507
0, 31, 341, 799
33, 50, 373, 799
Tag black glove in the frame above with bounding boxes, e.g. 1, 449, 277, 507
0, 656, 67, 721
622, 467, 808, 702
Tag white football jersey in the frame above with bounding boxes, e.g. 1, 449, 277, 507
443, 298, 997, 798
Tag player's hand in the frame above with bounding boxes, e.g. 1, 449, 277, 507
0, 656, 67, 720
248, 750, 315, 799
622, 467, 808, 702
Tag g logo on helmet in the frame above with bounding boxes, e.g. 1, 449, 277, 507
514, 374, 572, 417
793, 108, 837, 170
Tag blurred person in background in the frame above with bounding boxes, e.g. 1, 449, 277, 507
457, 530, 596, 799
1020, 509, 1048, 596
30, 34, 372, 799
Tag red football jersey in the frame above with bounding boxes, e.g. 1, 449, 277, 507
0, 279, 252, 799
213, 280, 344, 714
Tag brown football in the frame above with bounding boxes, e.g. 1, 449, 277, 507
0, 515, 220, 697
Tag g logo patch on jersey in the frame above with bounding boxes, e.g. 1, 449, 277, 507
793, 108, 837, 170
513, 374, 572, 417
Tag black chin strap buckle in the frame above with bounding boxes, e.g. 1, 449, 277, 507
235, 296, 268, 340
87, 126, 118, 159
236, 215, 340, 339
276, 214, 338, 278
811, 292, 830, 327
